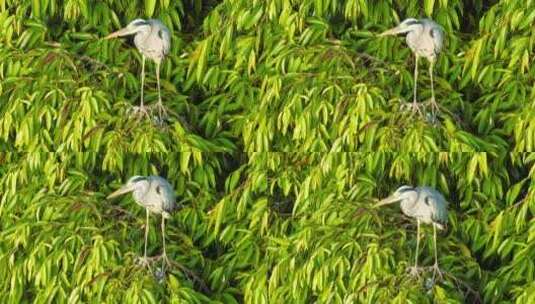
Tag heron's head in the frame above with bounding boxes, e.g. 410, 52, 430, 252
378, 18, 422, 37
375, 185, 416, 207
107, 176, 149, 199
105, 19, 151, 39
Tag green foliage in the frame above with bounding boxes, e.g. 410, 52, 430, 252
1, 0, 535, 303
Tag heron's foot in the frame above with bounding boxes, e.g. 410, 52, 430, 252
425, 97, 441, 115
129, 105, 151, 120
135, 256, 152, 269
401, 101, 423, 116
161, 253, 172, 268
431, 263, 444, 281
150, 102, 168, 121
407, 266, 423, 278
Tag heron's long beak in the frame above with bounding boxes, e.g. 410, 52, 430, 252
107, 184, 135, 199
378, 26, 403, 37
375, 195, 400, 207
105, 27, 136, 39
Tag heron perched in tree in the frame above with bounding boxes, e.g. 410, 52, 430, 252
107, 175, 178, 268
376, 186, 448, 278
379, 18, 444, 116
105, 19, 171, 119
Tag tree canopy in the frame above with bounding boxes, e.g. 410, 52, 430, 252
0, 0, 534, 303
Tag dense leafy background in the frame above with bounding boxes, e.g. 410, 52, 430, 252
1, 0, 535, 303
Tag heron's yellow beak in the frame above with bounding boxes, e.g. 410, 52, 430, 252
375, 195, 399, 207
107, 184, 135, 199
105, 28, 136, 40
378, 26, 403, 37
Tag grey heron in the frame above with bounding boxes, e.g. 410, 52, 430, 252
376, 186, 448, 278
105, 19, 171, 119
379, 18, 444, 116
107, 175, 178, 269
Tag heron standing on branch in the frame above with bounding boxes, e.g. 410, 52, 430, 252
376, 186, 448, 279
105, 19, 171, 120
379, 18, 444, 116
107, 176, 178, 269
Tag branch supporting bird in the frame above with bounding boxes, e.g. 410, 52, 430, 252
376, 186, 449, 279
105, 19, 171, 121
379, 18, 444, 118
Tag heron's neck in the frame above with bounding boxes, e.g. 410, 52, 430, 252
406, 24, 423, 35
400, 198, 418, 216
132, 183, 150, 201
134, 27, 151, 40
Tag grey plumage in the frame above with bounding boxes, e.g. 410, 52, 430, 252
403, 19, 444, 63
107, 175, 178, 269
105, 19, 171, 119
129, 175, 177, 218
379, 18, 444, 116
376, 185, 449, 278
131, 19, 171, 64
394, 186, 448, 229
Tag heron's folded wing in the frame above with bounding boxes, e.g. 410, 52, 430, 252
431, 27, 444, 56
161, 28, 171, 56
429, 195, 448, 227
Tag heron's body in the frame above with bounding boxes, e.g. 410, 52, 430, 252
376, 185, 449, 278
107, 175, 179, 270
105, 19, 171, 119
133, 19, 171, 64
405, 19, 443, 63
130, 175, 176, 217
398, 186, 448, 229
379, 18, 444, 117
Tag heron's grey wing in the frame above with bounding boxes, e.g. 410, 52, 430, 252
431, 26, 444, 56
426, 189, 448, 226
151, 19, 171, 56
151, 176, 176, 213
159, 26, 171, 56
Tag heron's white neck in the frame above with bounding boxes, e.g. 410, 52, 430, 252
403, 24, 423, 35
132, 180, 150, 202
399, 192, 419, 217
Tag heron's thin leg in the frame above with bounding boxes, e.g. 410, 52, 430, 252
432, 223, 443, 280
413, 55, 419, 108
156, 61, 161, 105
415, 218, 420, 269
144, 209, 149, 259
140, 55, 146, 108
161, 215, 168, 263
137, 209, 152, 271
433, 223, 438, 266
156, 61, 165, 119
408, 219, 421, 277
429, 61, 439, 116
